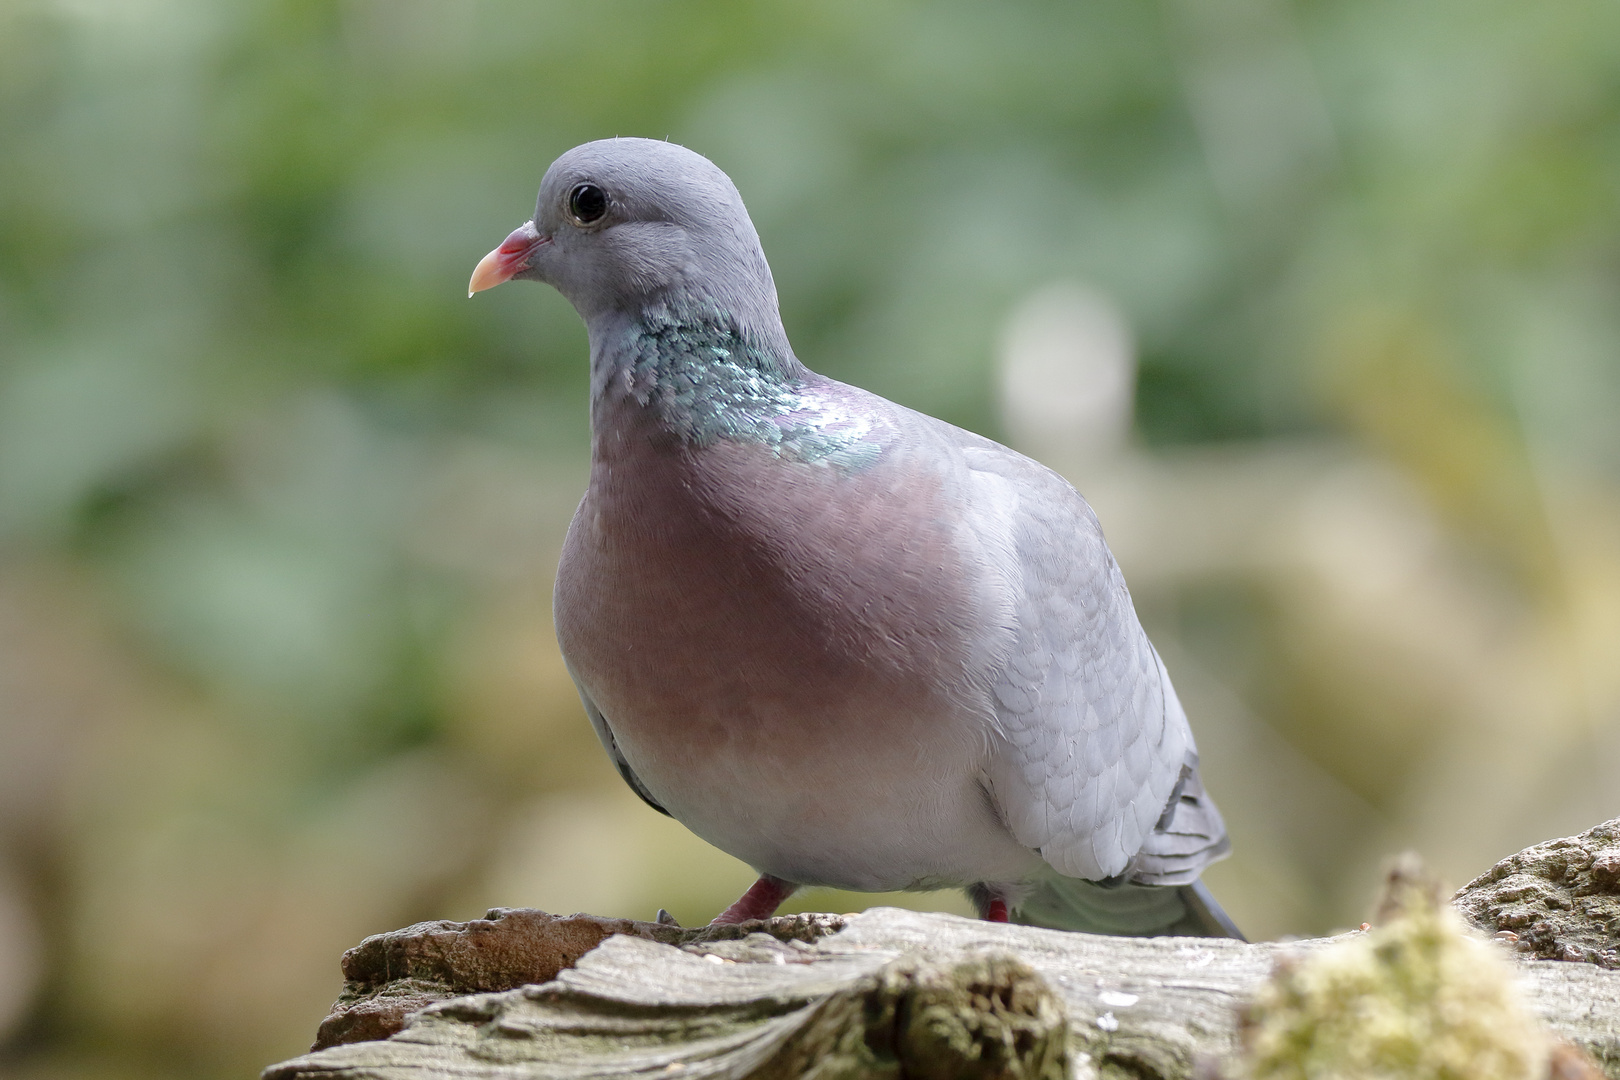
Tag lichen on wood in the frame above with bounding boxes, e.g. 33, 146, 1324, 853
742, 952, 1069, 1080
265, 822, 1620, 1080
1238, 856, 1554, 1080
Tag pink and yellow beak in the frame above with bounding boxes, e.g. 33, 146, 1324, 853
468, 221, 549, 297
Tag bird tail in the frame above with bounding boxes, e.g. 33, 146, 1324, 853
1013, 873, 1245, 940
1007, 744, 1244, 938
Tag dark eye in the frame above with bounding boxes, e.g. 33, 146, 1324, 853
569, 183, 608, 224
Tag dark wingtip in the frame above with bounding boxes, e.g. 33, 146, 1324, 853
1182, 879, 1247, 941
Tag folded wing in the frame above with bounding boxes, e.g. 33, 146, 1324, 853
960, 437, 1226, 887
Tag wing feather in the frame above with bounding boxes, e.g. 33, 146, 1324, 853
961, 441, 1197, 882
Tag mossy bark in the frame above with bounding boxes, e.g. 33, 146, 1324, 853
263, 908, 1620, 1080
265, 823, 1620, 1080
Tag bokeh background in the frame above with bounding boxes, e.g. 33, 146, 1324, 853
3, 0, 1620, 1074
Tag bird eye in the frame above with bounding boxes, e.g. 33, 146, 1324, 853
569, 183, 608, 225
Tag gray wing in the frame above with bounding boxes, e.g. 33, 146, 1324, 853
960, 439, 1219, 883
574, 682, 671, 817
1133, 754, 1231, 885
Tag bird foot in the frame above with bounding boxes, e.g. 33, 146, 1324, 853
711, 874, 797, 925
967, 882, 1014, 922
656, 909, 681, 927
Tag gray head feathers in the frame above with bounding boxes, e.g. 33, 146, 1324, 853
519, 138, 794, 363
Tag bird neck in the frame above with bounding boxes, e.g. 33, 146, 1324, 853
588, 303, 816, 450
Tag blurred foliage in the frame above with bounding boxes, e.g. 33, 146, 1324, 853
1, 0, 1619, 1077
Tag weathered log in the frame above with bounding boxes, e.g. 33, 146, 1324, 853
1455, 818, 1620, 969
265, 822, 1620, 1079
310, 908, 847, 1049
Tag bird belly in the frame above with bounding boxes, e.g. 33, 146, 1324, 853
644, 697, 1039, 892
576, 673, 1042, 892
553, 435, 1037, 892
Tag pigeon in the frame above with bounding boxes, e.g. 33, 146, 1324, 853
469, 138, 1240, 938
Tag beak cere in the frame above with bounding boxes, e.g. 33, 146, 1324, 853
468, 221, 548, 297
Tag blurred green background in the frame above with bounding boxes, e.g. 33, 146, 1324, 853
3, 0, 1620, 1074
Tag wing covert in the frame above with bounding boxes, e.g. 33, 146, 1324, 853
966, 446, 1194, 882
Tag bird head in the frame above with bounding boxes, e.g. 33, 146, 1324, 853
469, 139, 786, 345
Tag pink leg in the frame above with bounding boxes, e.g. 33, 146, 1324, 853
969, 883, 1013, 922
712, 874, 798, 925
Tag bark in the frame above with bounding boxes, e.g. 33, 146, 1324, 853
1454, 818, 1620, 969
263, 822, 1620, 1080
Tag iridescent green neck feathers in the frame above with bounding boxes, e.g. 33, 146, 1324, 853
601, 313, 881, 470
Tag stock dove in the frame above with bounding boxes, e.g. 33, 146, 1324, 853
469, 138, 1239, 937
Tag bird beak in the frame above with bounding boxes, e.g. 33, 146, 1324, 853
468, 221, 548, 297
